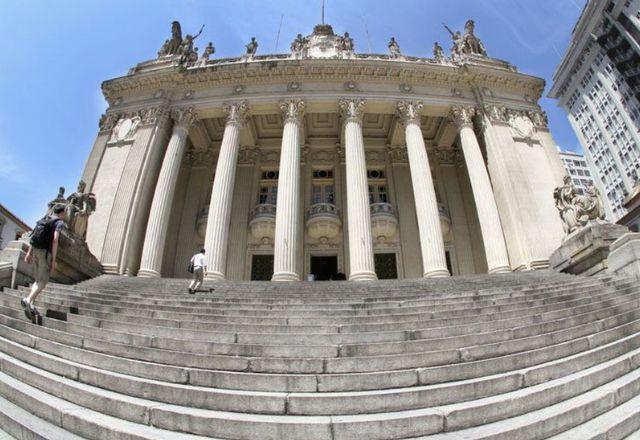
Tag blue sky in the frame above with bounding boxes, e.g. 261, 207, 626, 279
0, 0, 586, 226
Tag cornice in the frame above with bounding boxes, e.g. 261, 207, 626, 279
102, 57, 545, 105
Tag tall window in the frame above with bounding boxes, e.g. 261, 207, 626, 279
258, 170, 278, 205
368, 169, 388, 204
311, 169, 335, 204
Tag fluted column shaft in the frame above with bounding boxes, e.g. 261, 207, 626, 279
138, 107, 196, 278
204, 102, 249, 280
397, 101, 450, 278
339, 99, 377, 281
452, 105, 510, 273
272, 100, 305, 281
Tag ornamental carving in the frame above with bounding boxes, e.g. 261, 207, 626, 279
483, 105, 508, 123
171, 106, 197, 129
184, 147, 216, 167
338, 98, 366, 122
554, 175, 605, 235
279, 99, 306, 123
99, 112, 121, 132
309, 149, 336, 164
365, 150, 387, 164
238, 146, 259, 165
528, 110, 548, 129
507, 110, 534, 140
432, 146, 463, 165
259, 150, 280, 164
386, 145, 408, 163
223, 101, 249, 126
110, 116, 141, 142
396, 101, 424, 125
140, 105, 170, 125
450, 105, 476, 128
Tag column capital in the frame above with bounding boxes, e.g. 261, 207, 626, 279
140, 104, 171, 126
279, 99, 306, 125
223, 101, 250, 127
450, 105, 477, 129
99, 112, 121, 133
528, 110, 548, 129
483, 104, 508, 124
338, 98, 366, 124
396, 101, 424, 125
171, 106, 197, 130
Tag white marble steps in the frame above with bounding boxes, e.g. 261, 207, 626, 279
1, 272, 639, 439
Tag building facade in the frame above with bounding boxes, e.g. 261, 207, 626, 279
559, 149, 596, 194
83, 20, 567, 281
0, 204, 30, 251
549, 0, 640, 221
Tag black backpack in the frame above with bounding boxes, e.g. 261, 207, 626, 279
30, 216, 61, 250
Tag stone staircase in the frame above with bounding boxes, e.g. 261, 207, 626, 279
0, 271, 640, 439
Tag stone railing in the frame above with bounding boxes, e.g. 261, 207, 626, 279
307, 202, 340, 220
370, 202, 396, 217
250, 203, 277, 221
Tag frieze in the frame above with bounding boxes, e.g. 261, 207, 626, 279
528, 110, 548, 129
238, 146, 259, 165
308, 149, 336, 164
98, 112, 121, 133
431, 145, 463, 165
365, 150, 387, 165
259, 149, 280, 164
184, 147, 216, 167
386, 145, 408, 163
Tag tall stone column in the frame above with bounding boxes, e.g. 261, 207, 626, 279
396, 101, 449, 278
339, 98, 377, 281
204, 102, 249, 281
138, 107, 197, 278
451, 105, 510, 273
272, 100, 305, 281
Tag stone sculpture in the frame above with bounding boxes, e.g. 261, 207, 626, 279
245, 37, 258, 56
553, 175, 605, 234
65, 180, 97, 241
158, 21, 183, 57
388, 37, 401, 58
47, 187, 66, 217
340, 32, 354, 52
433, 41, 445, 62
445, 19, 487, 60
178, 26, 204, 65
198, 42, 214, 65
291, 33, 307, 58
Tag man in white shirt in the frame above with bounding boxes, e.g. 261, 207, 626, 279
188, 249, 207, 294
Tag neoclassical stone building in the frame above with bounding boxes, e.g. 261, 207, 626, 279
83, 20, 567, 281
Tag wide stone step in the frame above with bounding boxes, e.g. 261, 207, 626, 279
1, 337, 639, 439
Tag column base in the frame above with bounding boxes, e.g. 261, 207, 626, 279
101, 264, 120, 275
423, 268, 450, 278
272, 272, 300, 282
488, 265, 511, 274
137, 268, 161, 278
205, 271, 226, 281
349, 271, 378, 281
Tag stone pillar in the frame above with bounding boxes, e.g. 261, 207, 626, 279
138, 107, 197, 278
396, 102, 449, 278
339, 98, 377, 281
204, 102, 249, 280
529, 110, 567, 187
451, 105, 510, 274
272, 100, 305, 281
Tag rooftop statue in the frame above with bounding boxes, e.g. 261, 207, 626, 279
199, 42, 215, 65
444, 19, 487, 61
65, 180, 97, 241
158, 21, 183, 57
433, 41, 445, 63
554, 175, 605, 235
340, 32, 354, 53
291, 33, 307, 58
178, 25, 204, 66
245, 37, 258, 56
388, 37, 401, 58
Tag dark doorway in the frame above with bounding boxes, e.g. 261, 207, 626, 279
374, 253, 398, 279
251, 254, 273, 280
310, 255, 337, 281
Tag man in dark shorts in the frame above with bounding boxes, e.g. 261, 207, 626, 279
21, 204, 66, 320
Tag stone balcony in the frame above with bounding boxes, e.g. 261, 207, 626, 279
370, 202, 398, 243
249, 204, 276, 244
306, 203, 342, 244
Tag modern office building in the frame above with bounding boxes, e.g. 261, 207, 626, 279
549, 0, 640, 221
558, 149, 596, 195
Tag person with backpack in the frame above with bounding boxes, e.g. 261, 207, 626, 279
21, 204, 66, 321
188, 249, 207, 294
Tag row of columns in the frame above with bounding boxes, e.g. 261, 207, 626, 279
137, 99, 511, 280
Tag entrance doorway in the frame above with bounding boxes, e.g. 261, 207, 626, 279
250, 254, 273, 281
310, 255, 338, 281
374, 253, 398, 279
